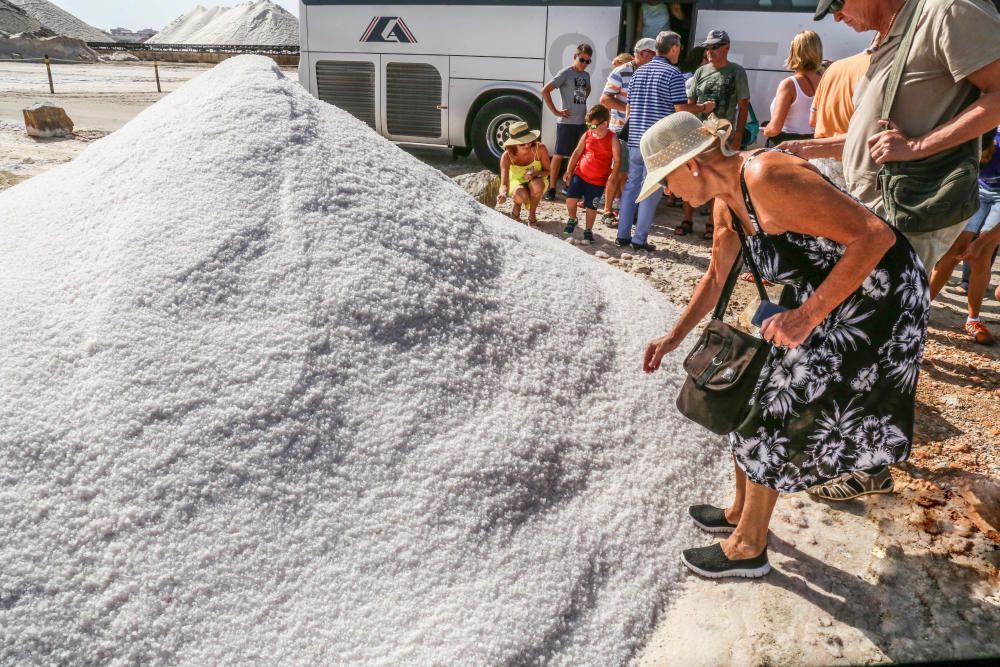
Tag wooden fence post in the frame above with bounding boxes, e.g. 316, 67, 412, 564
44, 54, 54, 94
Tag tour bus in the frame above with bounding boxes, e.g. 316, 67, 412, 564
298, 0, 871, 171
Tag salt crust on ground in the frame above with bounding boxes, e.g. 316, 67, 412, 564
8, 0, 112, 42
149, 2, 298, 46
0, 56, 729, 665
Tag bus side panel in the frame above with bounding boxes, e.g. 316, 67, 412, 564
541, 5, 619, 151
305, 5, 547, 58
693, 11, 873, 121
451, 57, 542, 84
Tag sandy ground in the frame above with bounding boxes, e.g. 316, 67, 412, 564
2, 63, 998, 665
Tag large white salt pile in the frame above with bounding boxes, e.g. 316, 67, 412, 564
8, 0, 112, 42
149, 1, 298, 45
0, 56, 729, 664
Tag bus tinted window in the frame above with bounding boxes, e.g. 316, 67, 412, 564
697, 0, 816, 11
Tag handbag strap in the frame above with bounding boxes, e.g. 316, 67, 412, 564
711, 208, 771, 321
880, 0, 926, 123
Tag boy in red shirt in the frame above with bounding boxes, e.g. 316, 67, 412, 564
562, 105, 621, 244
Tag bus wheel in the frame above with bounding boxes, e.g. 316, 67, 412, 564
471, 96, 540, 173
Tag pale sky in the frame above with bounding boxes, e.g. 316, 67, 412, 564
54, 1, 300, 32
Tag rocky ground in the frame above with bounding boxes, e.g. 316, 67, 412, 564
2, 118, 997, 666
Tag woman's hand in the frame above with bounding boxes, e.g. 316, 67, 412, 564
759, 308, 819, 349
643, 331, 683, 373
496, 192, 507, 206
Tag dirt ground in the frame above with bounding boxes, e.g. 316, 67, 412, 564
1, 64, 997, 665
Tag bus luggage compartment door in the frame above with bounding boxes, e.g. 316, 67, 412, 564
313, 53, 381, 134
381, 55, 449, 145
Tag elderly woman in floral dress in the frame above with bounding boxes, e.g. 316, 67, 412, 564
641, 113, 928, 578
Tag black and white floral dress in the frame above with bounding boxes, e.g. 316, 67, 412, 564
730, 150, 929, 493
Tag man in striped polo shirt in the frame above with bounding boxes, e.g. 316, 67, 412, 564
617, 31, 693, 251
600, 38, 657, 226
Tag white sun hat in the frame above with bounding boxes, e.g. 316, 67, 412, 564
636, 113, 737, 203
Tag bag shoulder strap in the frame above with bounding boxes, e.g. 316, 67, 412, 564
711, 207, 771, 321
880, 0, 927, 123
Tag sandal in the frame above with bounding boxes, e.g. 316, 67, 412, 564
808, 468, 894, 501
527, 216, 538, 227
703, 223, 714, 239
674, 220, 694, 236
600, 211, 617, 227
741, 271, 775, 287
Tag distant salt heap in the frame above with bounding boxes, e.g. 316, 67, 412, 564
149, 1, 298, 45
0, 56, 728, 664
8, 0, 112, 42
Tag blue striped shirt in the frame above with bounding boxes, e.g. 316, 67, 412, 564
626, 56, 688, 149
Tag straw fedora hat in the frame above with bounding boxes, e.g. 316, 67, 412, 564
636, 113, 738, 202
502, 121, 541, 148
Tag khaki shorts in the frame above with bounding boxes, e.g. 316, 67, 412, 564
902, 217, 970, 274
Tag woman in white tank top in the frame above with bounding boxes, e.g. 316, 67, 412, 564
764, 31, 823, 146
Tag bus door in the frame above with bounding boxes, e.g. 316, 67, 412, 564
380, 55, 450, 146
619, 1, 699, 57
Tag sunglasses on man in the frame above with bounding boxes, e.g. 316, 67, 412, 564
577, 56, 592, 64
705, 43, 728, 51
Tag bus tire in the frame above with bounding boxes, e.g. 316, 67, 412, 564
471, 96, 540, 173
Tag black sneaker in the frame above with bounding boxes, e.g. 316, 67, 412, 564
563, 218, 578, 235
543, 188, 555, 202
582, 229, 594, 244
615, 237, 631, 247
631, 241, 656, 252
681, 543, 770, 579
689, 504, 737, 534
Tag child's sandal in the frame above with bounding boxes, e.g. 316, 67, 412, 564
703, 223, 715, 239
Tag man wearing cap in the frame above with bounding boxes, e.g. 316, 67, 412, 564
616, 30, 695, 251
600, 38, 657, 225
783, 0, 1000, 501
687, 30, 750, 150
786, 0, 1000, 275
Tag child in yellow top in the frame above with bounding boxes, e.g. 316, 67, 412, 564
498, 121, 551, 226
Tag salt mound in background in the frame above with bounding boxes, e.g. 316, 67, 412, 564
0, 56, 728, 665
0, 32, 97, 61
149, 1, 298, 45
9, 0, 112, 42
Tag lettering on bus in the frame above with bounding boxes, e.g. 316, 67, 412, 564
361, 17, 417, 44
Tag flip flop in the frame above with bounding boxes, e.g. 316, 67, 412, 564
674, 220, 694, 236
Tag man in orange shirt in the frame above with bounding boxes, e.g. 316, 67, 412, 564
810, 50, 871, 138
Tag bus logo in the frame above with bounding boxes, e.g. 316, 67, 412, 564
361, 17, 417, 44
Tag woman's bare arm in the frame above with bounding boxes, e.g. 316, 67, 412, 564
644, 205, 742, 372
763, 78, 794, 139
745, 153, 896, 347
499, 151, 511, 191
538, 144, 552, 182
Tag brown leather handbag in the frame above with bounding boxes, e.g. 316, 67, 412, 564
676, 215, 772, 436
